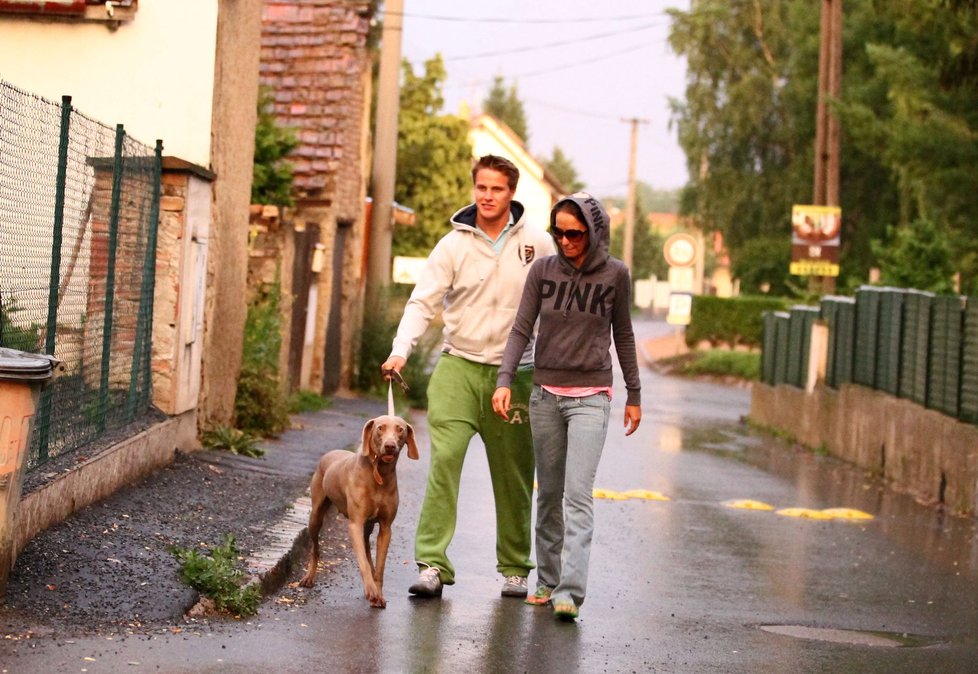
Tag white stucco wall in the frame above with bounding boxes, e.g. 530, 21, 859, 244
0, 0, 217, 165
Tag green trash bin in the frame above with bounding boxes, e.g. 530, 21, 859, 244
0, 347, 58, 596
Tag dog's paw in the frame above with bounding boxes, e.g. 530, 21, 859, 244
298, 574, 315, 588
369, 594, 387, 609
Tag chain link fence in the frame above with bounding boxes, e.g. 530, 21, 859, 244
0, 80, 161, 471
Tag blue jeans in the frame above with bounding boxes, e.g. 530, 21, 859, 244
529, 386, 611, 607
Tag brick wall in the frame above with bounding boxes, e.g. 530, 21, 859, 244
259, 0, 373, 392
260, 0, 371, 221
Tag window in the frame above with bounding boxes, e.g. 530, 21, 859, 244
0, 0, 137, 23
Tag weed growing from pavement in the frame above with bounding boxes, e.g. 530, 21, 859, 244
288, 389, 332, 413
201, 426, 265, 458
170, 535, 261, 617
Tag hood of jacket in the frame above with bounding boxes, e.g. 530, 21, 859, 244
550, 192, 610, 275
450, 200, 526, 232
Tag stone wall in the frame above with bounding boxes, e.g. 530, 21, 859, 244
750, 382, 978, 516
153, 159, 214, 417
247, 203, 294, 391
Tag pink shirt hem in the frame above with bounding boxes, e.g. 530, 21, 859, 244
541, 385, 613, 400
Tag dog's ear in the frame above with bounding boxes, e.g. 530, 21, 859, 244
404, 423, 419, 460
361, 419, 376, 458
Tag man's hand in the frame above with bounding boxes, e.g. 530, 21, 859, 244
381, 356, 406, 379
624, 404, 642, 437
491, 387, 511, 420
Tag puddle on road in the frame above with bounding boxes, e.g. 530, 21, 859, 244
758, 624, 944, 648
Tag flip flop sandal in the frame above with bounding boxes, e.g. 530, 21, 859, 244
553, 601, 578, 621
524, 587, 553, 606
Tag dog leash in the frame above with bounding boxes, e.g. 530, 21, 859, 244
382, 368, 409, 416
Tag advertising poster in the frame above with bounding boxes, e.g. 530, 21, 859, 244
789, 204, 841, 277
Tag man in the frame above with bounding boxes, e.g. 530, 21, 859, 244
382, 154, 555, 598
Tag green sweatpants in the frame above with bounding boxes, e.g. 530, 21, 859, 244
416, 353, 535, 584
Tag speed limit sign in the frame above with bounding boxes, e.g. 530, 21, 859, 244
664, 233, 697, 268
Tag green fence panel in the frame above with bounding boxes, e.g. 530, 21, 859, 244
761, 311, 778, 385
819, 298, 840, 388
899, 289, 933, 405
787, 306, 820, 388
773, 311, 791, 386
927, 295, 963, 417
875, 288, 904, 395
853, 286, 882, 388
959, 297, 978, 424
821, 296, 855, 389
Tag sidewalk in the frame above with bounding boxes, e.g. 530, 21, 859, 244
0, 395, 386, 634
0, 319, 677, 635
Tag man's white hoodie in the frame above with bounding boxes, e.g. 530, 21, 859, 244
390, 200, 555, 366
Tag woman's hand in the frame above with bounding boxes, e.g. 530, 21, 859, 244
491, 387, 511, 420
624, 404, 642, 436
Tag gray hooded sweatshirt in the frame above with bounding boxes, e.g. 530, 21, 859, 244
496, 193, 641, 406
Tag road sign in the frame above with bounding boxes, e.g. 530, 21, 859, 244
664, 233, 697, 268
666, 292, 693, 325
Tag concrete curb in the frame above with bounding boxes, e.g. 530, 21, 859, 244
245, 496, 312, 596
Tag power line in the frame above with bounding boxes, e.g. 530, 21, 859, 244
444, 21, 663, 61
522, 99, 627, 122
443, 41, 655, 85
393, 10, 668, 24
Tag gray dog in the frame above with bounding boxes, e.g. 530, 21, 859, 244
300, 415, 418, 608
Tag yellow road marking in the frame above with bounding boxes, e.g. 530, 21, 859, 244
621, 489, 671, 501
583, 487, 874, 521
820, 507, 875, 521
776, 507, 835, 520
724, 499, 775, 511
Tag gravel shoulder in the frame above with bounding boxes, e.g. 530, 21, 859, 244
0, 395, 386, 638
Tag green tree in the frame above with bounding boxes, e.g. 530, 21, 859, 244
544, 146, 584, 193
636, 183, 680, 214
667, 1, 978, 294
483, 76, 529, 142
609, 191, 667, 281
837, 0, 978, 292
668, 1, 808, 250
252, 87, 298, 206
872, 219, 955, 294
731, 236, 793, 296
393, 56, 473, 257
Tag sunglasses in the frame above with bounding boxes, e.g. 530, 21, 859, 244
551, 226, 588, 242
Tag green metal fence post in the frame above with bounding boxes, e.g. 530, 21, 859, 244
35, 95, 72, 461
99, 124, 125, 432
126, 140, 162, 418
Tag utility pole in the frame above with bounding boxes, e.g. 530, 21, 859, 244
812, 0, 842, 293
366, 0, 404, 295
621, 117, 648, 273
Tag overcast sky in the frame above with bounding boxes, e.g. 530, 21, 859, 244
399, 0, 691, 198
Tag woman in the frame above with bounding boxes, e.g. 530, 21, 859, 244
491, 192, 642, 621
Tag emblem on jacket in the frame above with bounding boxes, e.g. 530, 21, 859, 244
523, 245, 535, 264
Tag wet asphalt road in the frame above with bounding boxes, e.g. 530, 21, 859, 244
3, 317, 978, 672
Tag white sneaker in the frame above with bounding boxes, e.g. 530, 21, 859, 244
408, 566, 443, 597
501, 575, 528, 597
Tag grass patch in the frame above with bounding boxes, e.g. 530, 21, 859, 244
661, 349, 760, 381
288, 389, 332, 413
170, 535, 261, 617
201, 426, 265, 458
